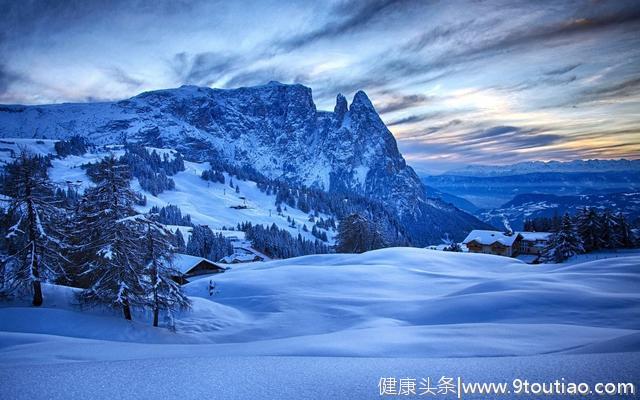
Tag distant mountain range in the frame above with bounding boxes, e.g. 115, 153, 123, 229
481, 192, 640, 231
423, 169, 640, 209
445, 159, 640, 177
0, 82, 491, 244
421, 159, 640, 231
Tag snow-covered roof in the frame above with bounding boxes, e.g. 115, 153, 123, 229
220, 253, 260, 263
518, 232, 552, 241
171, 253, 222, 275
462, 230, 520, 246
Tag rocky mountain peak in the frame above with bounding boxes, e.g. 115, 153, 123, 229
350, 90, 375, 113
0, 82, 491, 245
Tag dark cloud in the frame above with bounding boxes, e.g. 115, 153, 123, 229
0, 63, 22, 96
106, 67, 143, 89
363, 3, 640, 88
544, 63, 581, 76
277, 0, 421, 51
387, 112, 444, 127
170, 52, 240, 86
376, 93, 432, 114
581, 76, 640, 102
224, 67, 309, 89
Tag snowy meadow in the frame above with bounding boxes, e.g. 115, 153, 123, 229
1, 248, 639, 398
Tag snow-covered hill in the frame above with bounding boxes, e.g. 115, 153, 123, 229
2, 247, 639, 398
2, 248, 639, 359
0, 83, 490, 244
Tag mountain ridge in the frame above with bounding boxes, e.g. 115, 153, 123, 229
0, 82, 492, 244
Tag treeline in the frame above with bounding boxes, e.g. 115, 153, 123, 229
239, 222, 329, 259
0, 153, 190, 328
542, 207, 636, 263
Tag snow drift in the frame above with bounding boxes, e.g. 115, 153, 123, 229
1, 248, 639, 364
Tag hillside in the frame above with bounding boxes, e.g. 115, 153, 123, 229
0, 83, 491, 244
1, 248, 639, 399
0, 139, 334, 246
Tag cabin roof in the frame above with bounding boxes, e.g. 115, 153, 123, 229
171, 253, 225, 275
519, 232, 552, 241
463, 230, 520, 246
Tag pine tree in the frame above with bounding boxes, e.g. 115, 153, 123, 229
575, 207, 603, 252
542, 213, 584, 263
0, 152, 69, 305
174, 228, 186, 252
143, 221, 191, 327
601, 210, 621, 249
616, 213, 635, 248
336, 213, 387, 253
75, 156, 147, 320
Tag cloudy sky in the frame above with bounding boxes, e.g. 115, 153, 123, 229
1, 0, 639, 173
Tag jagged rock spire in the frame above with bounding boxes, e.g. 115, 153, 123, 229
334, 93, 348, 123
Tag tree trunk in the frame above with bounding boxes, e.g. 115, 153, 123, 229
32, 279, 43, 306
123, 299, 132, 320
27, 184, 43, 307
153, 307, 159, 327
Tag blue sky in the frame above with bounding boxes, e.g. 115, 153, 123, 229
1, 0, 639, 173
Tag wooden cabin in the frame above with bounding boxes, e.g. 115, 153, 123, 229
463, 230, 522, 257
170, 253, 227, 284
518, 232, 552, 255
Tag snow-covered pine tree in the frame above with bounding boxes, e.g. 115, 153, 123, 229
143, 221, 191, 327
75, 156, 147, 320
174, 228, 186, 252
336, 213, 386, 253
600, 210, 621, 249
0, 152, 70, 305
541, 213, 584, 263
575, 207, 604, 252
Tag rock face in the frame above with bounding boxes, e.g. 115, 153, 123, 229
0, 82, 491, 244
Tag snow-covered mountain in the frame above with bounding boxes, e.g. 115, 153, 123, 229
445, 159, 640, 177
0, 82, 491, 244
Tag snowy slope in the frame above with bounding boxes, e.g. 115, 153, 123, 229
2, 249, 639, 398
1, 248, 639, 362
42, 144, 334, 243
